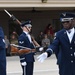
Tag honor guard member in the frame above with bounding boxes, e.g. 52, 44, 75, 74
37, 12, 75, 75
18, 20, 35, 75
0, 26, 6, 75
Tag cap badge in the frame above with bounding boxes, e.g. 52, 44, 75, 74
62, 13, 66, 17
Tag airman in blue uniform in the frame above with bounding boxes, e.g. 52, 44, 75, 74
18, 20, 35, 75
37, 12, 75, 75
0, 27, 6, 75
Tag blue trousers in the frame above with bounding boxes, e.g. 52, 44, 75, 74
22, 62, 34, 75
0, 60, 6, 75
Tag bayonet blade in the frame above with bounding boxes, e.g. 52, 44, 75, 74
4, 9, 12, 17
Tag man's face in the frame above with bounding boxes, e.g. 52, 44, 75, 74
26, 26, 32, 33
61, 20, 73, 30
22, 25, 32, 33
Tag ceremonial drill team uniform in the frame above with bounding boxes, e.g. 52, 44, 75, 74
18, 20, 35, 75
0, 27, 6, 75
37, 12, 75, 75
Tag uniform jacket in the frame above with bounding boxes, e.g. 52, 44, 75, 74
46, 28, 75, 75
0, 27, 6, 75
18, 32, 35, 63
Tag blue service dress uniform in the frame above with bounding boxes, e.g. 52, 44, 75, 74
0, 27, 6, 75
46, 28, 75, 75
18, 32, 35, 75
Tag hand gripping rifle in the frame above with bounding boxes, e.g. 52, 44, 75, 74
4, 9, 21, 25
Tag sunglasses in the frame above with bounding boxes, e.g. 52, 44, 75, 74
61, 21, 70, 24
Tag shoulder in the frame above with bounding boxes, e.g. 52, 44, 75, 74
56, 29, 65, 35
19, 32, 26, 37
18, 32, 27, 40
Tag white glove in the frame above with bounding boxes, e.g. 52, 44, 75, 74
37, 52, 48, 63
21, 62, 27, 66
39, 47, 44, 51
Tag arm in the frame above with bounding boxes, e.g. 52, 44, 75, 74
37, 32, 60, 63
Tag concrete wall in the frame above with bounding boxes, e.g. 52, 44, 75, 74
0, 0, 75, 8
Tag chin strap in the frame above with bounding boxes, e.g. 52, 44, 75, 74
25, 26, 30, 32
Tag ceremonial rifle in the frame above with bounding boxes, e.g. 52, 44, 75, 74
4, 9, 44, 55
11, 44, 36, 55
10, 44, 44, 54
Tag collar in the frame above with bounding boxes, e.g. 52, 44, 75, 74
66, 27, 74, 33
23, 31, 29, 35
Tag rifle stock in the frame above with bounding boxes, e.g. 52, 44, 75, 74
11, 45, 36, 55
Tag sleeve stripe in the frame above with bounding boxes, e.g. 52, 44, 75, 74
46, 48, 53, 54
20, 58, 25, 60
